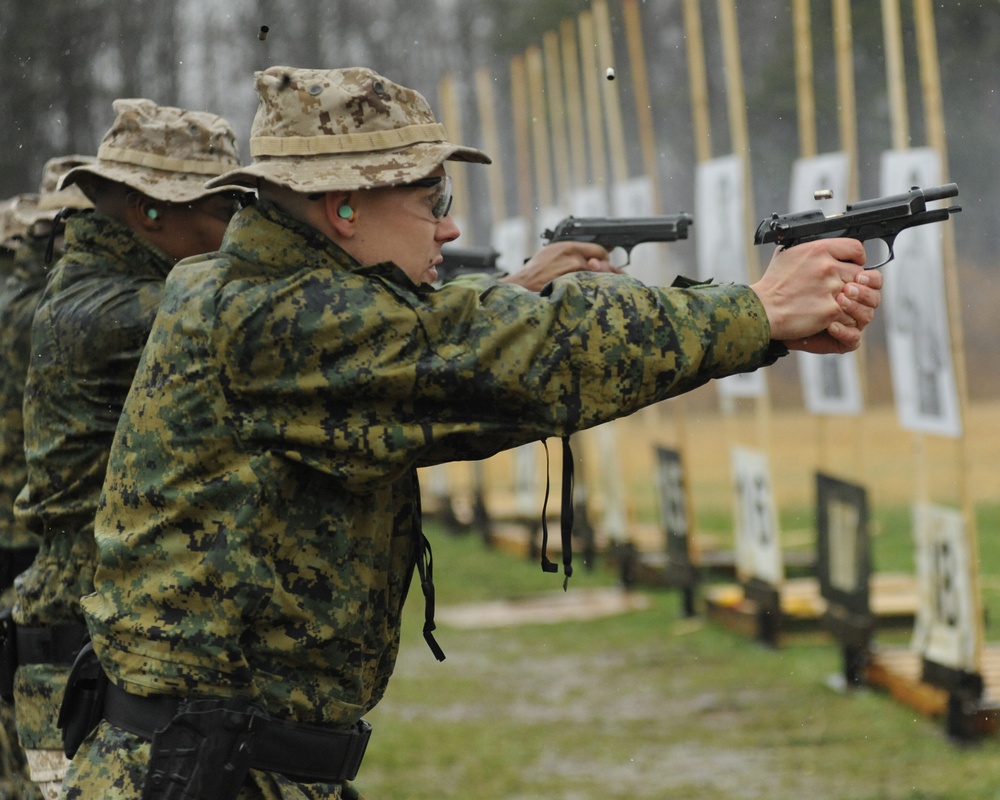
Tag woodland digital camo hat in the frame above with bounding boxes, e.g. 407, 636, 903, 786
13, 154, 95, 229
205, 66, 491, 193
60, 98, 243, 203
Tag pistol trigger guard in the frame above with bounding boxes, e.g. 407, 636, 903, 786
610, 246, 631, 269
866, 235, 895, 270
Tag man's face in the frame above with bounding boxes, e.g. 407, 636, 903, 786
349, 166, 460, 284
158, 192, 243, 261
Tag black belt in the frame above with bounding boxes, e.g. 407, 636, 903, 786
0, 546, 38, 592
16, 622, 88, 665
103, 681, 371, 783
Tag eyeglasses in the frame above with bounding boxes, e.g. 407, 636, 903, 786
403, 175, 453, 219
307, 175, 454, 219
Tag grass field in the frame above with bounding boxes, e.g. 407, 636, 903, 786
358, 527, 999, 800
357, 402, 1000, 799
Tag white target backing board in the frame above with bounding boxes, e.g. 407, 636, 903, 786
593, 423, 627, 543
695, 155, 765, 399
512, 443, 540, 518
731, 447, 783, 586
422, 463, 450, 498
880, 148, 962, 437
490, 217, 531, 274
538, 205, 567, 248
911, 504, 977, 673
611, 176, 667, 285
567, 186, 609, 217
787, 153, 863, 415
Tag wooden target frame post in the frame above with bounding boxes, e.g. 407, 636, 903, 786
861, 0, 996, 742
786, 0, 920, 678
686, 0, 806, 643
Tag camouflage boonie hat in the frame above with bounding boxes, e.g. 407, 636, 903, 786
1, 195, 34, 249
206, 66, 490, 193
61, 98, 244, 203
13, 154, 95, 229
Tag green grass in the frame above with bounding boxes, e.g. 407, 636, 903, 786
356, 511, 1000, 800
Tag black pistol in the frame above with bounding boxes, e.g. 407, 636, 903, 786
541, 213, 694, 265
436, 245, 502, 284
754, 183, 961, 269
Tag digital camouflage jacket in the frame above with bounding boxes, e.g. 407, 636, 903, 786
0, 236, 49, 557
84, 201, 776, 730
14, 211, 172, 627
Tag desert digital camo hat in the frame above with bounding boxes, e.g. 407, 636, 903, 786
205, 66, 491, 193
60, 98, 244, 204
0, 194, 38, 250
13, 154, 95, 229
1, 195, 35, 249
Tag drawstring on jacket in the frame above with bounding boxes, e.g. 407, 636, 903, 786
414, 435, 576, 663
539, 436, 574, 591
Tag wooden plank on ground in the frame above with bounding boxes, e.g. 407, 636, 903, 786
704, 573, 919, 638
865, 646, 949, 717
866, 643, 1000, 733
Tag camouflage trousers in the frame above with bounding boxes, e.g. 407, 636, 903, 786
12, 662, 72, 799
64, 721, 363, 799
20, 750, 67, 800
0, 701, 43, 800
0, 585, 42, 800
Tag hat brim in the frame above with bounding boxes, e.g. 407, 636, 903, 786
205, 141, 491, 193
61, 163, 249, 204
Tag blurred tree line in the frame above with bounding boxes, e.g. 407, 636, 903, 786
2, 0, 998, 395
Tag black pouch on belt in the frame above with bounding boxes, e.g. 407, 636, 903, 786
58, 640, 108, 758
140, 696, 256, 800
0, 608, 17, 702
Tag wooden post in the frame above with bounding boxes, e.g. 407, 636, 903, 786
913, 0, 983, 670
510, 55, 535, 224
882, 0, 911, 150
717, 0, 772, 455
592, 0, 629, 186
833, 0, 859, 199
622, 0, 692, 509
474, 66, 507, 225
831, 0, 872, 497
579, 11, 608, 187
622, 0, 663, 210
561, 18, 589, 191
683, 0, 713, 164
792, 0, 817, 159
544, 30, 572, 203
438, 73, 470, 233
526, 45, 555, 212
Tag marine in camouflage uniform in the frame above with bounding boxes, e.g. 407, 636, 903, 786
0, 164, 92, 800
0, 195, 42, 800
64, 67, 878, 799
10, 102, 243, 799
0, 194, 41, 602
1, 162, 94, 591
